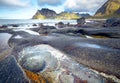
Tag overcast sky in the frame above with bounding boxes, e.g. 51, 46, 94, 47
0, 0, 107, 19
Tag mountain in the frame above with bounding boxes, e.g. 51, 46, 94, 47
32, 8, 57, 19
94, 0, 120, 18
39, 8, 57, 17
115, 8, 120, 14
78, 13, 91, 18
32, 8, 91, 20
56, 12, 80, 20
33, 9, 81, 20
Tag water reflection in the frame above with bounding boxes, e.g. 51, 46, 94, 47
0, 33, 12, 59
0, 33, 12, 47
75, 43, 105, 49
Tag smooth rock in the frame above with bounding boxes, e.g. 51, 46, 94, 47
77, 17, 86, 26
55, 22, 65, 28
18, 46, 58, 73
0, 56, 29, 83
17, 45, 106, 83
104, 17, 120, 27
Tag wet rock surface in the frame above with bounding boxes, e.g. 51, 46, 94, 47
7, 27, 120, 79
77, 17, 86, 26
104, 17, 120, 27
0, 56, 29, 83
0, 19, 120, 83
17, 44, 106, 83
18, 47, 58, 73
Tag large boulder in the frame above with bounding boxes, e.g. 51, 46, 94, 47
0, 56, 30, 83
38, 26, 56, 35
55, 22, 65, 28
77, 17, 86, 26
104, 17, 120, 27
16, 44, 106, 83
18, 45, 58, 73
0, 25, 8, 29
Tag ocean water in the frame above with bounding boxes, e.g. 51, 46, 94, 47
0, 19, 77, 26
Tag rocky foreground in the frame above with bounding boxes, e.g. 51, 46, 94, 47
0, 19, 120, 83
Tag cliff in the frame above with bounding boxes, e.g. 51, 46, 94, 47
32, 8, 57, 19
94, 0, 120, 18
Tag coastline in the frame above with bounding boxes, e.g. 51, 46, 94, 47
0, 19, 120, 83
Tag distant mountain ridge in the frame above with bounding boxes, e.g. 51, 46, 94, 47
56, 12, 80, 20
38, 8, 57, 17
94, 0, 120, 18
33, 8, 57, 19
32, 8, 91, 20
78, 13, 91, 18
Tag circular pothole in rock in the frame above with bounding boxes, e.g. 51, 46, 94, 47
18, 45, 58, 73
21, 56, 46, 73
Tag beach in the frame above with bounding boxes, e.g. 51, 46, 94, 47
0, 19, 120, 83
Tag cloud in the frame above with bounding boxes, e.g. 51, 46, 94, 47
0, 0, 29, 8
64, 0, 107, 13
37, 0, 63, 6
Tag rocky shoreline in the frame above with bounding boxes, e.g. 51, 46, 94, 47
0, 19, 120, 83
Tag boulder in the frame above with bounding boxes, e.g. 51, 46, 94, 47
0, 25, 8, 29
32, 24, 37, 26
18, 45, 58, 73
37, 24, 56, 35
11, 24, 19, 27
77, 17, 86, 26
55, 22, 65, 28
0, 56, 30, 83
104, 17, 120, 27
15, 45, 106, 83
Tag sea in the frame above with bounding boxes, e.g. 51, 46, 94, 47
0, 19, 77, 26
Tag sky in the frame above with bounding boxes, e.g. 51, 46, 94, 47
0, 0, 107, 19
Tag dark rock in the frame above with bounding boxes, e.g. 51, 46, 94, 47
0, 56, 30, 83
104, 17, 120, 27
0, 25, 8, 28
11, 24, 19, 27
58, 22, 64, 25
79, 28, 120, 38
32, 24, 37, 26
39, 25, 56, 35
55, 22, 65, 28
77, 17, 86, 26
